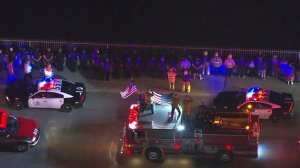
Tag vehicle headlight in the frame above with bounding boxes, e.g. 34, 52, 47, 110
32, 136, 37, 142
6, 96, 9, 101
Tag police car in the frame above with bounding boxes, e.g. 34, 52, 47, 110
213, 87, 294, 120
5, 78, 86, 112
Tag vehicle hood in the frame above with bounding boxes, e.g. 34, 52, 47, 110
16, 117, 38, 139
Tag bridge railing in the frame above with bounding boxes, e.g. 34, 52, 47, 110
1, 38, 299, 60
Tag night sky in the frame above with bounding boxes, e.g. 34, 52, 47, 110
0, 0, 300, 49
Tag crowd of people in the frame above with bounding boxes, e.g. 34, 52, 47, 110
0, 46, 298, 86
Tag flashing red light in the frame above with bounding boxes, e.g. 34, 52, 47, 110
174, 142, 181, 150
225, 144, 232, 150
128, 104, 139, 129
79, 96, 84, 103
0, 110, 8, 128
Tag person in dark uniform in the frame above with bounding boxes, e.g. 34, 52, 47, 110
135, 54, 142, 77
67, 47, 79, 72
54, 48, 65, 71
111, 51, 121, 79
32, 47, 42, 70
102, 57, 111, 81
123, 56, 133, 78
158, 56, 167, 79
0, 49, 4, 72
147, 55, 156, 77
91, 48, 101, 72
79, 49, 88, 70
44, 47, 54, 66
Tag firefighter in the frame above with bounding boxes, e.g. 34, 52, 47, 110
182, 95, 193, 120
24, 59, 32, 82
169, 93, 181, 122
167, 67, 177, 91
144, 88, 155, 114
181, 69, 192, 93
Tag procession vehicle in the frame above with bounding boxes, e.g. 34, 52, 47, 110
213, 87, 294, 121
116, 103, 260, 163
0, 110, 40, 152
5, 77, 86, 112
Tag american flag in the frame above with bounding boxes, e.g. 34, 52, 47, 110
120, 81, 138, 99
153, 91, 173, 104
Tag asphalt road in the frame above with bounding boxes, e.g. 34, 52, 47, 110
0, 67, 299, 168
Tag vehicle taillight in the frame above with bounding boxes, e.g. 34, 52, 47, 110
174, 142, 181, 150
289, 101, 294, 113
226, 144, 232, 150
124, 137, 131, 155
79, 96, 84, 103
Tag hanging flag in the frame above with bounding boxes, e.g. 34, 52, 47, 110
120, 80, 138, 99
153, 91, 174, 104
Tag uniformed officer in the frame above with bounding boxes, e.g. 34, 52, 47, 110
67, 47, 79, 72
0, 49, 4, 72
54, 48, 66, 71
44, 47, 54, 66
24, 59, 33, 82
79, 49, 88, 70
32, 47, 42, 70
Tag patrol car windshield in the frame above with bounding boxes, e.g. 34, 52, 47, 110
61, 81, 76, 95
6, 117, 19, 134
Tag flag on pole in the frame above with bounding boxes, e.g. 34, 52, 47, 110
120, 80, 138, 99
153, 91, 174, 104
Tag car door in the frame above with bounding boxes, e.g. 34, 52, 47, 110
46, 92, 64, 109
28, 92, 50, 108
252, 103, 272, 119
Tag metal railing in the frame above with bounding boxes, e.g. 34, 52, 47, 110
1, 38, 299, 60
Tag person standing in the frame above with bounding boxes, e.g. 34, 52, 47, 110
157, 56, 167, 79
211, 52, 223, 75
55, 48, 66, 71
192, 57, 203, 80
169, 93, 181, 122
248, 58, 256, 77
224, 54, 235, 77
7, 60, 14, 84
0, 49, 4, 72
181, 57, 191, 72
24, 59, 32, 82
79, 49, 88, 70
67, 47, 79, 72
260, 60, 267, 80
44, 47, 54, 66
102, 57, 112, 81
32, 48, 42, 70
182, 95, 193, 120
236, 56, 246, 78
202, 50, 211, 75
144, 89, 155, 114
181, 69, 192, 93
167, 67, 177, 91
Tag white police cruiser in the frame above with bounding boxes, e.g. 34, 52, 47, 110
5, 78, 86, 112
